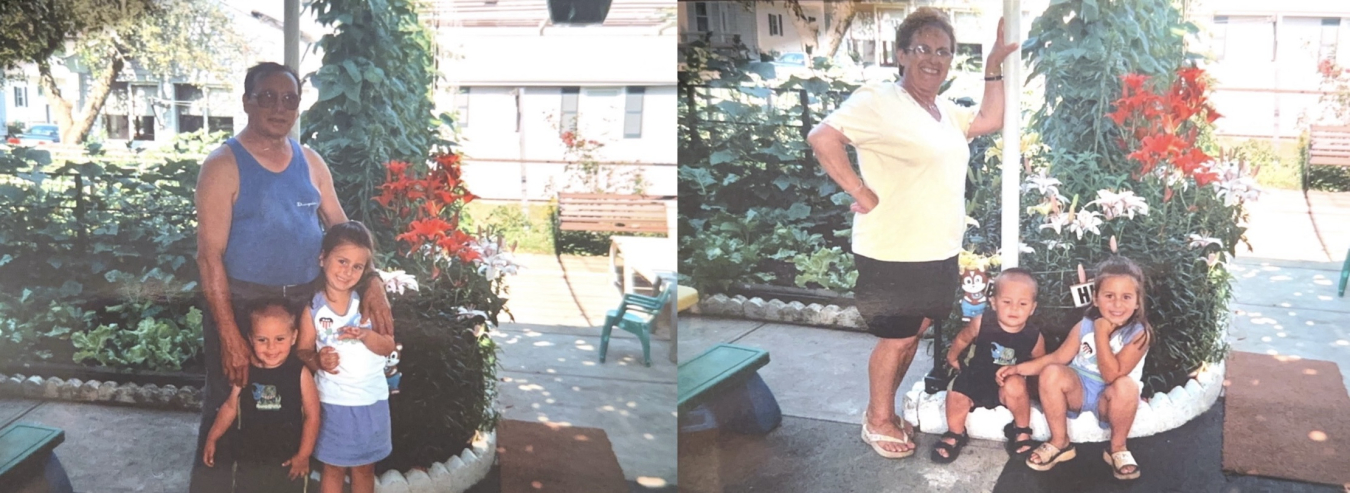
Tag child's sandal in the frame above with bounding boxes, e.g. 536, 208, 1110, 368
930, 430, 969, 464
1026, 441, 1076, 471
1102, 449, 1142, 480
1003, 422, 1038, 457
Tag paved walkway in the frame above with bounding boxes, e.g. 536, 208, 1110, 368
0, 253, 677, 492
679, 188, 1350, 492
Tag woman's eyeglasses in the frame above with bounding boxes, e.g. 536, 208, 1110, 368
904, 45, 954, 60
249, 91, 301, 110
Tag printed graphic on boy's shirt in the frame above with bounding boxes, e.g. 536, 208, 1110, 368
252, 383, 281, 410
991, 342, 1017, 366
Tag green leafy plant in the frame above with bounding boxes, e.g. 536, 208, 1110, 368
678, 39, 860, 293
72, 304, 202, 372
302, 0, 446, 235
0, 289, 95, 363
1003, 0, 1240, 393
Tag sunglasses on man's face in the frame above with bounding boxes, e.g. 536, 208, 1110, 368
249, 91, 301, 111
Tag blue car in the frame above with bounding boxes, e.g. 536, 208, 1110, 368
16, 123, 60, 146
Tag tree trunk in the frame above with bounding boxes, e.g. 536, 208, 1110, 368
822, 1, 860, 58
39, 55, 123, 145
781, 1, 820, 55
37, 61, 76, 143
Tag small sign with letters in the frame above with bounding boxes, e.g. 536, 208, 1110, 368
1070, 282, 1096, 307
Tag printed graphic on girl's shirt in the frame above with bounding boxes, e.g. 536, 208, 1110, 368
251, 383, 281, 410
317, 316, 365, 347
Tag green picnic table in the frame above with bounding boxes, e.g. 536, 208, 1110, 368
0, 422, 65, 492
678, 344, 772, 414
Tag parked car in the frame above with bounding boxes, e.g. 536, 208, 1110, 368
13, 123, 60, 146
770, 51, 895, 83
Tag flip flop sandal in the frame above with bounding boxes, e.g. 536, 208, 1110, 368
1102, 450, 1142, 480
860, 420, 914, 459
1026, 441, 1077, 471
930, 430, 969, 464
1003, 423, 1038, 457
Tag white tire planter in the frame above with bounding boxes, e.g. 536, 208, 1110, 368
902, 360, 1225, 442
372, 428, 497, 493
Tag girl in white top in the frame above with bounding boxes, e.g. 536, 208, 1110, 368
996, 256, 1153, 480
297, 221, 395, 493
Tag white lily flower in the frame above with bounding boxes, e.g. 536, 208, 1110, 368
1042, 239, 1071, 250
377, 270, 419, 295
965, 216, 980, 228
1040, 211, 1072, 235
1088, 189, 1150, 220
1019, 242, 1035, 254
1206, 160, 1262, 207
1023, 170, 1064, 199
1068, 209, 1104, 240
1186, 234, 1223, 250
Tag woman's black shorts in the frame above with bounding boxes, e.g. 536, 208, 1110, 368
852, 253, 959, 339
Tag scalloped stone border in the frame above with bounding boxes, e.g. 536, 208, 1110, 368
373, 429, 497, 493
0, 372, 203, 410
693, 293, 867, 330
902, 360, 1225, 443
0, 371, 497, 492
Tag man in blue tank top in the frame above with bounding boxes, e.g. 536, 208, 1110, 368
189, 62, 394, 493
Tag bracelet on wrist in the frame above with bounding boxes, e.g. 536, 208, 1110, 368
984, 74, 1004, 81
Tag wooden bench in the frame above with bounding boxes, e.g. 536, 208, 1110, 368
1310, 126, 1350, 296
556, 193, 669, 234
0, 423, 64, 491
678, 344, 780, 434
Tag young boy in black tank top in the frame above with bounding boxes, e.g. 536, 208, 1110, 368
203, 301, 320, 492
932, 268, 1046, 463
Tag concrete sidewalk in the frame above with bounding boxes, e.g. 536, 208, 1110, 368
0, 253, 677, 492
679, 188, 1350, 492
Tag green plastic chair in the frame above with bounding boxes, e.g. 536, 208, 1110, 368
599, 282, 675, 367
1340, 247, 1350, 297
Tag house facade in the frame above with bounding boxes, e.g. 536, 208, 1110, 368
1189, 0, 1350, 140
425, 0, 678, 201
1, 0, 326, 147
677, 0, 1048, 101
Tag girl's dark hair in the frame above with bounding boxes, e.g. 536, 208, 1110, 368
894, 7, 956, 75
1084, 256, 1153, 347
243, 62, 301, 96
320, 221, 379, 286
322, 220, 377, 257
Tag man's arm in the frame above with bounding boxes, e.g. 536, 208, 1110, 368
303, 145, 347, 228
196, 147, 250, 388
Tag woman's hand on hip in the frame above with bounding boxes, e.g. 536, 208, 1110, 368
850, 186, 879, 214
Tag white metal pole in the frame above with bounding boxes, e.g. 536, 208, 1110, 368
285, 0, 301, 140
1000, 0, 1022, 268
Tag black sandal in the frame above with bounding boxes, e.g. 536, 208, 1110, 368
930, 430, 969, 464
1003, 422, 1038, 457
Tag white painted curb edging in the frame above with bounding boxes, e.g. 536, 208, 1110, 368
902, 360, 1225, 442
372, 428, 497, 493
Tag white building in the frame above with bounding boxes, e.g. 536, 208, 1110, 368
678, 1, 1047, 101
0, 0, 326, 147
1189, 0, 1350, 140
425, 0, 678, 201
